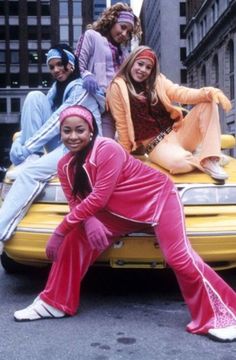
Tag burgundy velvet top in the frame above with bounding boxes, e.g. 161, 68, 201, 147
129, 93, 174, 141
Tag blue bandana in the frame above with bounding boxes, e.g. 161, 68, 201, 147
46, 49, 75, 66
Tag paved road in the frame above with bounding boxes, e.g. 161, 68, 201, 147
0, 265, 236, 360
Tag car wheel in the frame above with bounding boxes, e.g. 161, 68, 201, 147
0, 251, 33, 273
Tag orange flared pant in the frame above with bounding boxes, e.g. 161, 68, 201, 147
148, 102, 222, 174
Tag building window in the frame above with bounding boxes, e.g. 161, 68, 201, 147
9, 26, 20, 40
94, 2, 106, 19
212, 0, 219, 22
180, 47, 186, 62
225, 40, 235, 100
29, 50, 39, 64
10, 50, 19, 64
211, 4, 216, 24
42, 50, 48, 64
189, 75, 194, 87
0, 98, 7, 113
200, 65, 206, 86
0, 26, 6, 40
60, 25, 69, 42
10, 73, 20, 87
0, 2, 4, 16
41, 1, 50, 16
60, 1, 68, 16
180, 24, 186, 39
0, 74, 7, 87
211, 55, 219, 88
27, 1, 37, 16
179, 2, 186, 17
200, 15, 207, 39
41, 73, 52, 88
9, 1, 19, 16
29, 73, 40, 88
0, 50, 5, 64
180, 69, 187, 84
228, 41, 234, 100
11, 98, 21, 113
73, 25, 82, 43
41, 26, 51, 40
73, 1, 82, 17
188, 32, 194, 53
28, 26, 38, 40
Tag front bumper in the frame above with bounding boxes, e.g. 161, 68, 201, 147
3, 204, 236, 271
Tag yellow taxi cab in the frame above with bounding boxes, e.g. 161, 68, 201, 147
1, 135, 236, 272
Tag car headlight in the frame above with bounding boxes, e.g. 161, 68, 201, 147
180, 185, 236, 205
35, 183, 67, 203
0, 182, 67, 203
0, 182, 12, 201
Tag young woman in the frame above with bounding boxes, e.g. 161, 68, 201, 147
106, 46, 232, 181
0, 44, 104, 253
75, 2, 141, 138
14, 105, 236, 343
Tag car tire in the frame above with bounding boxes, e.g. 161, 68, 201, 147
0, 251, 33, 273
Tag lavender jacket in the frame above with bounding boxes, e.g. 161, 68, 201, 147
76, 29, 129, 92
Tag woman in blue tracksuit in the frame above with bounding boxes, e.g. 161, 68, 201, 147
0, 44, 105, 252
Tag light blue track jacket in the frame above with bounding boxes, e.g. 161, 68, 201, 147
24, 78, 105, 154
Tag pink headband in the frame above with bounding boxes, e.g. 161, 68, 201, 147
117, 11, 134, 27
59, 105, 94, 131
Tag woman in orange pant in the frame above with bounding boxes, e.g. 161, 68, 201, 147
106, 46, 232, 181
14, 105, 236, 342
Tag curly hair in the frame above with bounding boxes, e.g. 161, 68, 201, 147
111, 45, 160, 105
89, 2, 142, 40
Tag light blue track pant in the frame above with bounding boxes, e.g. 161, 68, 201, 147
0, 91, 66, 241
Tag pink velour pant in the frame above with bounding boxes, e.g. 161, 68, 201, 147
40, 189, 236, 334
148, 102, 222, 174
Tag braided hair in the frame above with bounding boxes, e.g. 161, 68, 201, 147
71, 117, 99, 198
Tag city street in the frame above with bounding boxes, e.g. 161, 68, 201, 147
0, 265, 236, 360
1, 1, 236, 359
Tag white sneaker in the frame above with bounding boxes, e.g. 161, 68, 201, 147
201, 158, 228, 181
14, 297, 66, 322
208, 325, 236, 342
219, 154, 230, 167
6, 154, 40, 180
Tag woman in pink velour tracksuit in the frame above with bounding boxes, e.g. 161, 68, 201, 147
14, 105, 236, 342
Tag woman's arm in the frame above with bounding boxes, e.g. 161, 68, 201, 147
106, 82, 133, 152
75, 30, 95, 77
160, 74, 231, 110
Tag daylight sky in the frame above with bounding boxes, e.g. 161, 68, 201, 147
130, 0, 143, 16
106, 1, 143, 16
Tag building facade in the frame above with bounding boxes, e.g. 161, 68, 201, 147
0, 0, 83, 125
0, 0, 85, 165
140, 0, 187, 84
185, 0, 236, 155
